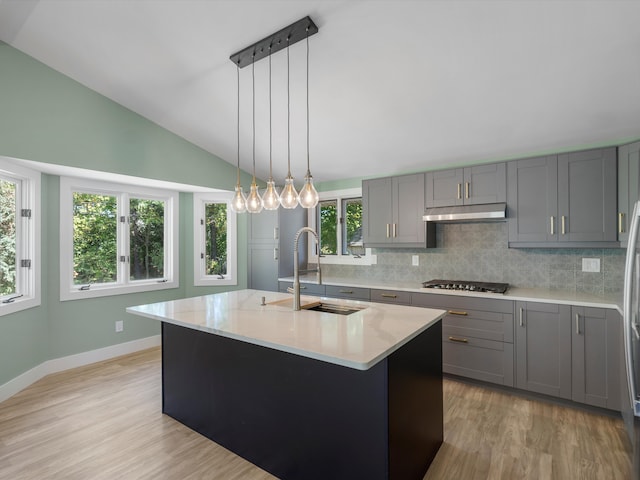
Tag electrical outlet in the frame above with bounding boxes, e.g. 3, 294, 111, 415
115, 320, 124, 333
412, 255, 419, 266
581, 258, 600, 273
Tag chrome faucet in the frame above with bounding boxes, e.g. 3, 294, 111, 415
288, 227, 322, 311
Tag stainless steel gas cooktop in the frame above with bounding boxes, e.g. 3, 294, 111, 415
421, 279, 509, 294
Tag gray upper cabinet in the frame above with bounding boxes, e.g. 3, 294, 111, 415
557, 148, 617, 243
515, 301, 572, 399
508, 147, 617, 247
507, 155, 558, 243
571, 307, 621, 411
363, 173, 427, 248
426, 163, 506, 208
248, 208, 306, 292
618, 141, 640, 245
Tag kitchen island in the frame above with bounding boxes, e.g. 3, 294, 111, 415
127, 289, 446, 480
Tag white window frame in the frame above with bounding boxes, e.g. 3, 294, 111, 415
193, 192, 237, 287
0, 158, 41, 316
60, 177, 179, 300
308, 188, 376, 266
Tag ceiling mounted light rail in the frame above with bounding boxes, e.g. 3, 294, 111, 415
229, 16, 319, 213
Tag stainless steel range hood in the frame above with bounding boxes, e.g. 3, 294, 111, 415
422, 202, 507, 223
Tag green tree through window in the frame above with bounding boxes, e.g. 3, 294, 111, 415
0, 179, 16, 296
205, 202, 227, 276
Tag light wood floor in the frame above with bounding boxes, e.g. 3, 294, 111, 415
0, 347, 632, 479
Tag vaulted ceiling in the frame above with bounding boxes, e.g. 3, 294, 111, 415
1, 0, 639, 185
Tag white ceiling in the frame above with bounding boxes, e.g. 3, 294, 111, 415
1, 0, 639, 186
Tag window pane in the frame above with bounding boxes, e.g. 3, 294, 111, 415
319, 200, 337, 255
205, 203, 227, 276
343, 198, 364, 256
130, 198, 165, 281
0, 179, 17, 296
73, 193, 117, 285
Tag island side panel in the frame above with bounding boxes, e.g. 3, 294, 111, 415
161, 322, 390, 480
388, 319, 443, 479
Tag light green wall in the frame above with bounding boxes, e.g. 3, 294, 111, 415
0, 42, 251, 386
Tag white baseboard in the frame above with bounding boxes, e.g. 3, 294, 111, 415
0, 335, 161, 404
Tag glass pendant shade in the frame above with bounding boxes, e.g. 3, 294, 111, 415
246, 181, 264, 213
230, 185, 247, 213
262, 179, 281, 210
298, 172, 319, 209
280, 175, 299, 209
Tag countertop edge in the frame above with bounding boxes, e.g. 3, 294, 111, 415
279, 276, 622, 314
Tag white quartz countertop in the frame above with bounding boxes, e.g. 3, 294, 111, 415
279, 275, 622, 313
126, 289, 446, 371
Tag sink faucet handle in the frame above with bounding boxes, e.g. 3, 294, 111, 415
287, 286, 294, 294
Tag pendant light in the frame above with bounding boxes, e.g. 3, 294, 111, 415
262, 43, 281, 210
230, 63, 247, 213
280, 36, 299, 209
298, 27, 320, 209
246, 54, 264, 213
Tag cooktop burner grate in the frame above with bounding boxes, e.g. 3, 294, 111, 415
421, 279, 509, 294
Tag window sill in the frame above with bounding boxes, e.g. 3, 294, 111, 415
309, 254, 377, 266
0, 297, 41, 316
60, 280, 178, 301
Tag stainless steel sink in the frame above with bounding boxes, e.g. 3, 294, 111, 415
303, 302, 364, 315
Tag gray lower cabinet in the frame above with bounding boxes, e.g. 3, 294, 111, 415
571, 306, 621, 410
248, 208, 306, 292
507, 147, 618, 247
618, 140, 640, 245
515, 302, 572, 399
278, 281, 325, 296
412, 293, 514, 387
370, 289, 411, 305
324, 285, 370, 301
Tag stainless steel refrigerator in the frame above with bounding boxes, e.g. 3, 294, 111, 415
623, 200, 640, 478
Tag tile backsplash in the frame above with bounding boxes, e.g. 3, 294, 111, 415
320, 223, 625, 295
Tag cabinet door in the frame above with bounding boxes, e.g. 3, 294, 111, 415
618, 141, 640, 245
392, 173, 425, 244
362, 177, 393, 244
558, 148, 617, 242
248, 209, 278, 244
507, 156, 558, 243
425, 168, 463, 207
463, 163, 506, 205
572, 307, 621, 410
248, 244, 279, 292
516, 301, 571, 399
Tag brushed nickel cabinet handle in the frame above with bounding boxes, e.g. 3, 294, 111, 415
299, 286, 306, 290
273, 248, 278, 260
465, 182, 470, 199
457, 183, 461, 200
519, 307, 524, 327
620, 212, 625, 233
386, 224, 390, 238
393, 223, 397, 238
561, 215, 566, 235
575, 313, 581, 335
274, 227, 279, 240
447, 310, 468, 316
550, 216, 555, 235
448, 336, 469, 343
381, 293, 398, 298
339, 290, 353, 294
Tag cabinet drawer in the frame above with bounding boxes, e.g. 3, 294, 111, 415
278, 282, 326, 296
324, 285, 370, 301
411, 292, 513, 314
442, 309, 514, 343
370, 289, 411, 305
443, 334, 514, 387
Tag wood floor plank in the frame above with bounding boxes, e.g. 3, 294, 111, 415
0, 347, 632, 479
